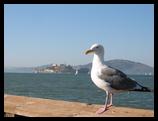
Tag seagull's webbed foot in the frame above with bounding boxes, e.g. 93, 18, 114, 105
107, 104, 113, 108
95, 106, 108, 114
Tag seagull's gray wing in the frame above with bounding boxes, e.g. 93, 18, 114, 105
98, 66, 137, 90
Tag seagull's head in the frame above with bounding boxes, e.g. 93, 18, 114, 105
85, 43, 104, 56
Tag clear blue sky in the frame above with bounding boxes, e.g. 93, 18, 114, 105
4, 4, 154, 67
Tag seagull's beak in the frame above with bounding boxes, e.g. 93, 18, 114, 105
85, 49, 94, 55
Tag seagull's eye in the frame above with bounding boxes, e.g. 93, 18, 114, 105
96, 47, 99, 49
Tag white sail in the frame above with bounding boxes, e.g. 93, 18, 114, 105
75, 70, 78, 75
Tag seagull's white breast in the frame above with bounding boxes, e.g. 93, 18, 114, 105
91, 67, 111, 92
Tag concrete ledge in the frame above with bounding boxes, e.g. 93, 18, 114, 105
4, 94, 154, 117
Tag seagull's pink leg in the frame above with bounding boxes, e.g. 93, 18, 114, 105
107, 93, 113, 108
96, 92, 109, 114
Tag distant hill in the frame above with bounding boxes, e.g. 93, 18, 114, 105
5, 59, 154, 75
73, 59, 154, 75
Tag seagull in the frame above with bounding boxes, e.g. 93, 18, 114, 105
85, 43, 152, 114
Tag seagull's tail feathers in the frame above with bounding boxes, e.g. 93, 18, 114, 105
131, 82, 153, 92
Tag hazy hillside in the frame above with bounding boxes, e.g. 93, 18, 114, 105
5, 59, 154, 75
73, 59, 154, 75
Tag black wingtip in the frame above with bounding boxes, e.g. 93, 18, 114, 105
141, 87, 152, 92
131, 82, 154, 92
131, 87, 153, 92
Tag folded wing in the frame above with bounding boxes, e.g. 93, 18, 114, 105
98, 66, 137, 90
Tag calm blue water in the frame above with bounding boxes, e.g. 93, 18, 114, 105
4, 73, 154, 110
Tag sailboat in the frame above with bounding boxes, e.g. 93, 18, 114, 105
75, 70, 78, 76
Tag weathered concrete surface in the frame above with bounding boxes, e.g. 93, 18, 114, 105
4, 94, 154, 117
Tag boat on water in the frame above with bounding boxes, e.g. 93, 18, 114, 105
75, 70, 78, 75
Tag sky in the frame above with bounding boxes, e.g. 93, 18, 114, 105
4, 4, 154, 67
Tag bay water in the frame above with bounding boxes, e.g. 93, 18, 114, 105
4, 73, 154, 110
